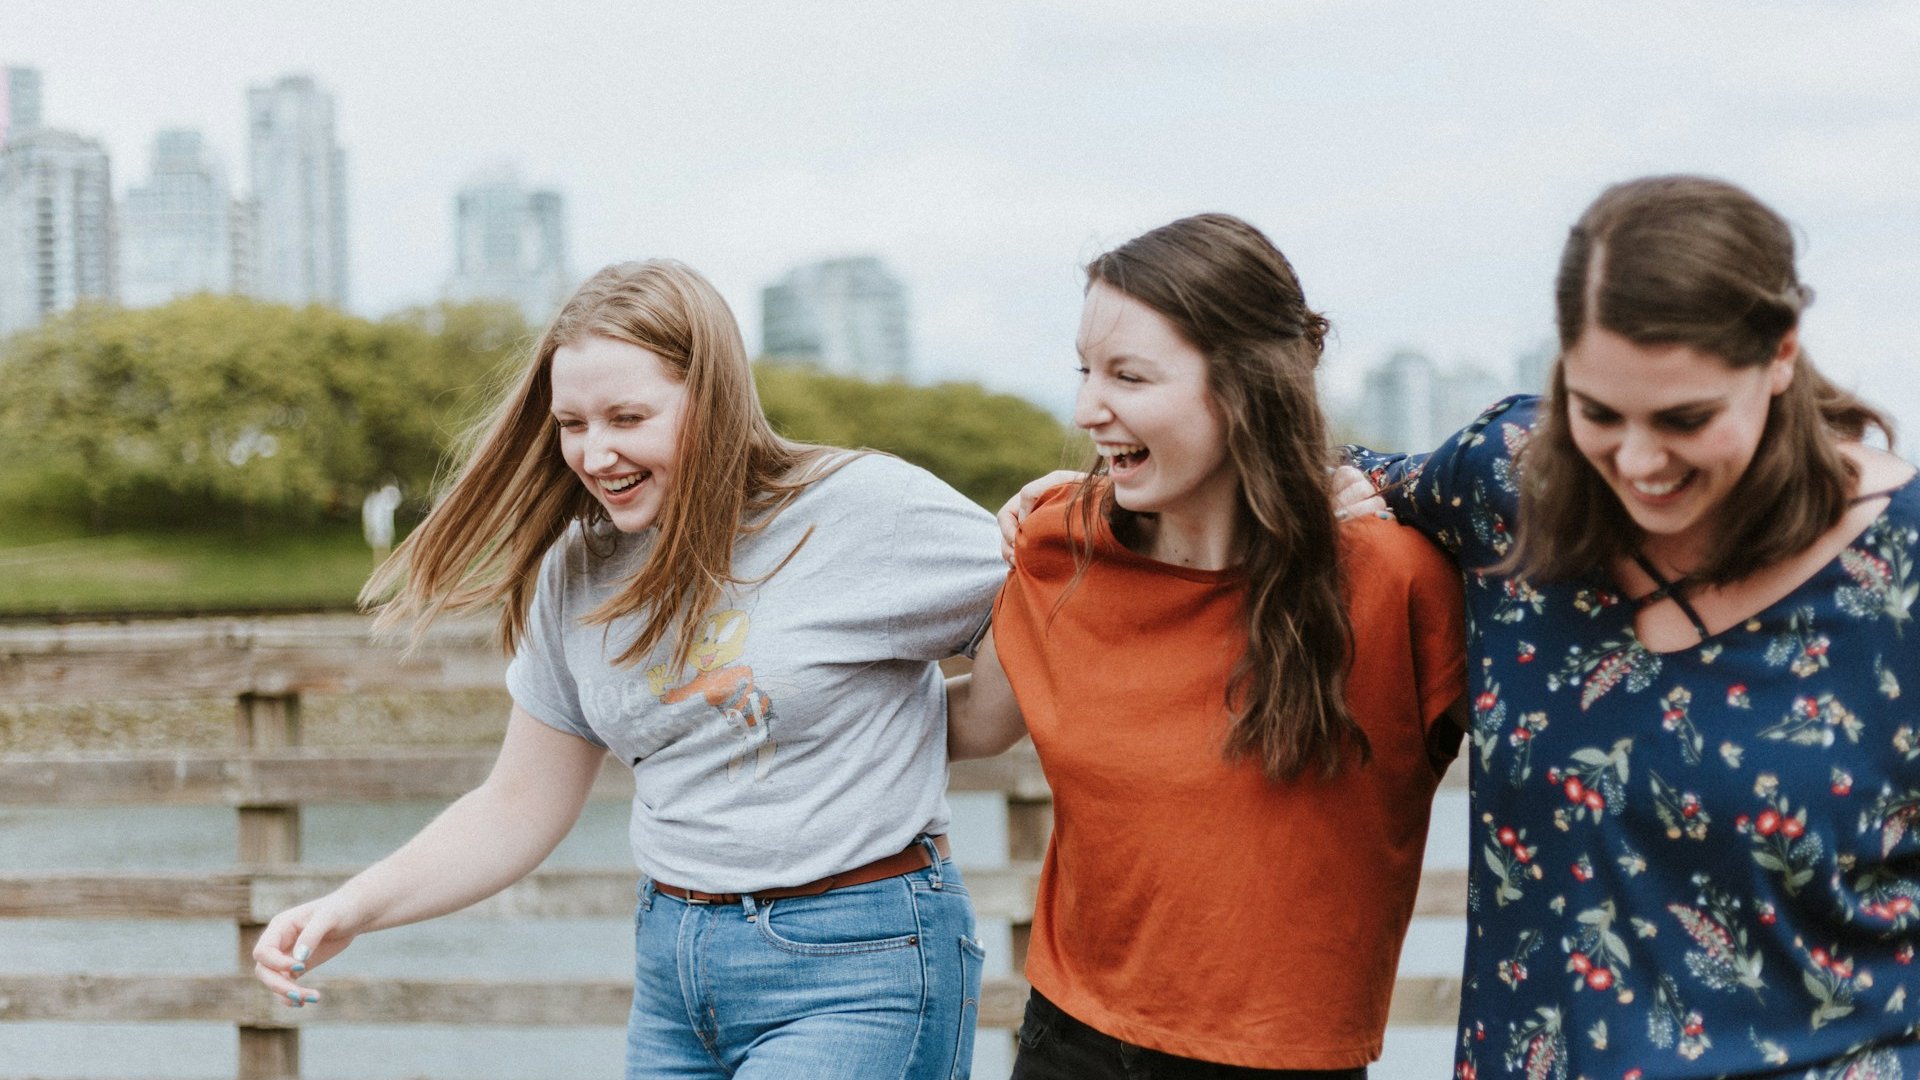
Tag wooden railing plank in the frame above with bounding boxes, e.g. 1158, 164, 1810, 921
1, 863, 1466, 923
0, 972, 1462, 1029
0, 748, 1049, 807
0, 617, 505, 704
0, 872, 252, 919
0, 749, 635, 806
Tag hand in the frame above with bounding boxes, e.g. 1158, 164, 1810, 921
251, 894, 364, 1008
1331, 465, 1392, 523
996, 471, 1086, 563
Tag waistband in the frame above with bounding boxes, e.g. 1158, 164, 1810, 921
651, 834, 951, 905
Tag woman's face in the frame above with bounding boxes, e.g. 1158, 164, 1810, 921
1562, 325, 1796, 566
1072, 281, 1236, 526
549, 334, 688, 533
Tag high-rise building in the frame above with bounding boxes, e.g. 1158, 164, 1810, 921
445, 169, 569, 326
1357, 349, 1440, 453
1354, 349, 1518, 451
246, 74, 347, 307
0, 127, 115, 337
761, 256, 910, 379
2, 66, 43, 146
120, 129, 233, 307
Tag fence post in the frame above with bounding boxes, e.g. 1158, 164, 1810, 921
1004, 794, 1051, 971
236, 691, 303, 1079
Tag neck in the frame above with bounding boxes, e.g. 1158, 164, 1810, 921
1638, 529, 1711, 581
1137, 506, 1240, 570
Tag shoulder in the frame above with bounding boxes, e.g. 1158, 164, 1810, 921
1339, 516, 1457, 587
1011, 483, 1087, 570
796, 451, 978, 513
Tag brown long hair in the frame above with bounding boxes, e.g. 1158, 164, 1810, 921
363, 260, 839, 665
1068, 213, 1360, 779
1511, 175, 1891, 585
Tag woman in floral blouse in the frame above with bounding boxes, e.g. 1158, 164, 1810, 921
1343, 175, 1920, 1078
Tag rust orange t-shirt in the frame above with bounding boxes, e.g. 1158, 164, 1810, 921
993, 487, 1467, 1069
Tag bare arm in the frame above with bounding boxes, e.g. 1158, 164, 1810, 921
251, 705, 606, 1004
946, 628, 1028, 760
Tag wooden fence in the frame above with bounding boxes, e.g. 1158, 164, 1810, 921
0, 615, 1465, 1079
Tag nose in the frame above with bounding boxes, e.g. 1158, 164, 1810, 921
1072, 379, 1111, 431
582, 425, 620, 472
1614, 425, 1666, 478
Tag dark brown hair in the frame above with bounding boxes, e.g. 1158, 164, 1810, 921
1068, 213, 1361, 779
364, 260, 840, 666
1512, 176, 1891, 585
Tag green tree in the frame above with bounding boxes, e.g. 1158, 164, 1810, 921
0, 297, 521, 529
754, 361, 1080, 508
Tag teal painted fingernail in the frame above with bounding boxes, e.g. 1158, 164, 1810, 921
303, 992, 318, 1003
1374, 510, 1394, 520
291, 963, 305, 974
287, 990, 301, 1003
293, 945, 311, 962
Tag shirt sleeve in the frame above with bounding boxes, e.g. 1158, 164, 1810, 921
883, 464, 1011, 661
504, 533, 609, 748
1342, 393, 1540, 571
1404, 533, 1469, 732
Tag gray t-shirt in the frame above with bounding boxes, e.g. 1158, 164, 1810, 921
506, 453, 1005, 893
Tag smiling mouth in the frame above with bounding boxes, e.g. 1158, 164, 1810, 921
600, 471, 649, 496
1101, 443, 1149, 472
1626, 471, 1695, 501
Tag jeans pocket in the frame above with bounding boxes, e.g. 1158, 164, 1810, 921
951, 935, 987, 1078
755, 880, 923, 956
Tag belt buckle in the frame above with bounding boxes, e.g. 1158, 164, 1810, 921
682, 893, 715, 905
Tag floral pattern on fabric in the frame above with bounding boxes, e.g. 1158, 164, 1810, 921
1348, 395, 1920, 1079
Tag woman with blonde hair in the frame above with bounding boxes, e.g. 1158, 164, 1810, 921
251, 260, 1004, 1079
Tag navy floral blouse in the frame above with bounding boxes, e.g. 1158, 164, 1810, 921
1349, 395, 1920, 1080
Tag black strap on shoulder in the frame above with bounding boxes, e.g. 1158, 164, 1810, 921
1631, 553, 1710, 642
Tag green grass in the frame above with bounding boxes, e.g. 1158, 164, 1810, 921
0, 518, 383, 616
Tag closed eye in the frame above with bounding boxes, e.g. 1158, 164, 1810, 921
1656, 412, 1712, 433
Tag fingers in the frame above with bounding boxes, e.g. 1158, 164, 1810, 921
1330, 466, 1394, 522
997, 470, 1088, 564
251, 905, 333, 1008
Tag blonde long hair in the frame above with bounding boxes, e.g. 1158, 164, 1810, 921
363, 260, 838, 666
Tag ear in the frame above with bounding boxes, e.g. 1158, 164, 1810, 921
1767, 327, 1799, 395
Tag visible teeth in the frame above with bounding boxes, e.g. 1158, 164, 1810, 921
1100, 443, 1146, 460
603, 473, 644, 493
1632, 476, 1686, 497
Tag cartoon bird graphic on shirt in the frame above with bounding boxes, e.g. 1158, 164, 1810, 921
646, 608, 775, 781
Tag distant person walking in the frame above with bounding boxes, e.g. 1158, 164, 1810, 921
950, 214, 1468, 1078
252, 260, 1004, 1079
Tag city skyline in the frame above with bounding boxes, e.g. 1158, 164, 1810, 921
2, 2, 1917, 432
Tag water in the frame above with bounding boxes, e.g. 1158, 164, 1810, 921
0, 791, 1469, 1078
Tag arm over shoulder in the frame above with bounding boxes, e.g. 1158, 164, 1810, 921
870, 459, 1009, 661
1342, 394, 1540, 567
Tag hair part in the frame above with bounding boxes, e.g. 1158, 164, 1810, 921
1065, 213, 1363, 780
363, 260, 841, 666
1509, 175, 1892, 586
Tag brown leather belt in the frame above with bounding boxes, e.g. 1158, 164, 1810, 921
652, 835, 952, 905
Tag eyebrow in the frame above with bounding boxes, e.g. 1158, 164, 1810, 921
1566, 389, 1723, 416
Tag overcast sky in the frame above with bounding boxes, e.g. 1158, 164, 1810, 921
7, 0, 1918, 434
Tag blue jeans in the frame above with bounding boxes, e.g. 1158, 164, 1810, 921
626, 848, 984, 1079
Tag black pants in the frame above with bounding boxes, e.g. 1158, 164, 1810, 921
1010, 990, 1369, 1080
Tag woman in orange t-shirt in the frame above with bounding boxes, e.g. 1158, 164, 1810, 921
948, 213, 1466, 1078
